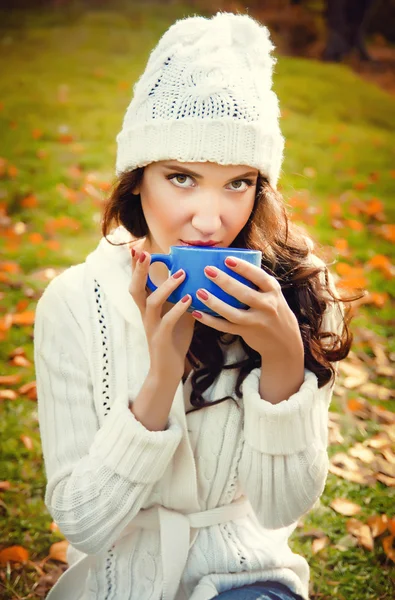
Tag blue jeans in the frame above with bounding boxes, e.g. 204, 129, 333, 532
216, 580, 304, 600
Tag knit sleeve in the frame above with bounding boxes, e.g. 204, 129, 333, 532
238, 259, 345, 529
34, 276, 182, 555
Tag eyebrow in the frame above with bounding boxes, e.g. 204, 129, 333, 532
162, 164, 258, 181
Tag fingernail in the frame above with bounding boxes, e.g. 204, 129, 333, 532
204, 266, 218, 278
197, 288, 209, 301
131, 247, 135, 258
192, 311, 203, 319
225, 257, 238, 267
139, 252, 146, 263
173, 269, 184, 279
181, 294, 190, 303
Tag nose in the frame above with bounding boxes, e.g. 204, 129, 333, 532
190, 194, 222, 237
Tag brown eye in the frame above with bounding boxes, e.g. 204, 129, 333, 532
167, 174, 194, 188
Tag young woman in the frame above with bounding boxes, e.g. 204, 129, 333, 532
34, 12, 355, 600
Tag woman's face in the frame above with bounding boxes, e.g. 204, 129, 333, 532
134, 160, 259, 256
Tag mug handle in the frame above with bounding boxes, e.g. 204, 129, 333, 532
146, 254, 173, 292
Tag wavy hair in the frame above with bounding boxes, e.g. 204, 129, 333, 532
102, 167, 363, 411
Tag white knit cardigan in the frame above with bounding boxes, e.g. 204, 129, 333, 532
34, 227, 343, 600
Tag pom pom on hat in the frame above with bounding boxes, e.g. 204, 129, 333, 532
116, 12, 284, 189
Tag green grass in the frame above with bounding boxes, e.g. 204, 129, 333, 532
0, 3, 394, 599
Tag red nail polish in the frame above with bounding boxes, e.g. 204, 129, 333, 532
225, 257, 237, 267
192, 311, 203, 318
197, 289, 209, 300
173, 269, 184, 279
204, 266, 217, 278
181, 294, 190, 303
139, 252, 146, 263
131, 247, 135, 258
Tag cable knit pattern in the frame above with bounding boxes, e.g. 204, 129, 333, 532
116, 12, 284, 188
34, 227, 344, 600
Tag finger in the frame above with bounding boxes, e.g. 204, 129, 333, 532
129, 250, 151, 308
145, 269, 186, 313
130, 246, 139, 272
195, 287, 250, 324
161, 293, 193, 330
222, 257, 280, 292
191, 307, 240, 335
203, 265, 263, 310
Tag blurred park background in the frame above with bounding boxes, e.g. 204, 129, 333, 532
0, 1, 394, 598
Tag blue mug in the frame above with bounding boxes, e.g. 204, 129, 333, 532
146, 245, 262, 317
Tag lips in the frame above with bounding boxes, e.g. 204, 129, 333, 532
180, 240, 219, 247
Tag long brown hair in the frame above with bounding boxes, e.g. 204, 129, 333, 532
102, 167, 363, 411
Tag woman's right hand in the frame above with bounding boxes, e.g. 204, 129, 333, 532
129, 247, 196, 383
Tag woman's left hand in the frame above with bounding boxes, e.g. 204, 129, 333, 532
192, 257, 305, 365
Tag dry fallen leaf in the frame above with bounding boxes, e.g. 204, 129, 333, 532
346, 518, 374, 551
366, 433, 392, 449
0, 545, 29, 564
367, 514, 388, 537
0, 374, 21, 385
20, 434, 33, 450
49, 540, 69, 564
0, 389, 17, 400
359, 382, 395, 401
382, 535, 395, 563
312, 536, 330, 554
330, 498, 362, 516
376, 473, 395, 487
11, 355, 31, 368
0, 481, 11, 491
374, 456, 395, 478
349, 443, 375, 464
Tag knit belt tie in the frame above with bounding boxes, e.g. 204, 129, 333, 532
45, 495, 252, 600
124, 495, 252, 600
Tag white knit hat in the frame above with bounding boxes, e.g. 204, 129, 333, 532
116, 12, 284, 189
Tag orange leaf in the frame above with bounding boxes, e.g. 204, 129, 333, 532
330, 498, 361, 516
0, 374, 21, 385
364, 198, 384, 215
47, 239, 61, 251
377, 224, 395, 243
334, 239, 348, 254
346, 518, 374, 551
312, 536, 330, 554
21, 194, 38, 209
20, 434, 33, 450
11, 355, 31, 368
16, 299, 29, 312
368, 254, 391, 269
382, 536, 395, 563
345, 219, 364, 231
59, 133, 74, 144
0, 261, 20, 273
0, 481, 11, 491
353, 181, 367, 191
337, 276, 367, 290
19, 380, 37, 398
329, 201, 342, 218
0, 545, 29, 564
11, 311, 35, 326
367, 514, 388, 537
28, 232, 44, 245
8, 165, 18, 178
388, 518, 395, 536
365, 292, 389, 308
0, 389, 18, 400
32, 128, 43, 140
347, 398, 365, 412
49, 540, 68, 563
